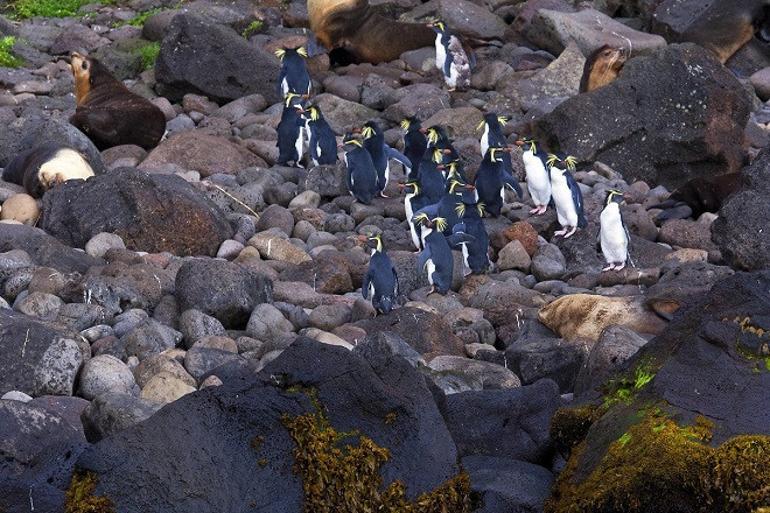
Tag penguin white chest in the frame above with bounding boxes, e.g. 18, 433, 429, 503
523, 152, 551, 205
435, 35, 446, 71
600, 204, 629, 263
550, 173, 577, 227
426, 259, 436, 284
480, 126, 489, 156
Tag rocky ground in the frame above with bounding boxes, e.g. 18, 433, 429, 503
1, 0, 770, 512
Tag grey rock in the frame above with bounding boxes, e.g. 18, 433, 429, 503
14, 291, 62, 321
246, 303, 294, 340
462, 455, 554, 513
184, 343, 245, 381
531, 243, 567, 281
178, 309, 227, 349
575, 325, 649, 396
78, 354, 138, 400
123, 319, 183, 359
32, 337, 83, 396
428, 355, 521, 393
85, 232, 127, 258
81, 392, 159, 442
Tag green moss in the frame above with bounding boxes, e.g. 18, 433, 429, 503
546, 411, 770, 513
281, 390, 471, 513
135, 41, 160, 71
0, 36, 22, 68
602, 361, 657, 409
64, 471, 114, 513
10, 0, 100, 18
242, 20, 263, 38
550, 404, 603, 455
124, 7, 161, 27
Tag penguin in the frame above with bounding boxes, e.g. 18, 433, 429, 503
453, 200, 491, 275
276, 93, 307, 167
415, 156, 446, 206
301, 103, 338, 166
600, 189, 630, 271
275, 47, 312, 97
547, 154, 587, 238
341, 133, 379, 204
361, 233, 399, 314
2, 144, 95, 199
412, 178, 472, 237
515, 138, 552, 215
478, 113, 508, 156
360, 121, 411, 197
400, 117, 427, 181
417, 216, 473, 294
399, 180, 429, 251
428, 21, 471, 91
473, 146, 520, 217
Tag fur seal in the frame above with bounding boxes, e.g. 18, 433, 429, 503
69, 52, 166, 150
2, 144, 95, 198
308, 0, 434, 64
579, 45, 627, 93
538, 294, 667, 343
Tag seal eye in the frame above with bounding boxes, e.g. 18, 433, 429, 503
81, 61, 89, 70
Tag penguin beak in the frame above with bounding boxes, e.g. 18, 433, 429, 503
465, 184, 475, 191
419, 127, 427, 134
514, 140, 525, 147
397, 182, 406, 190
352, 127, 362, 134
436, 164, 445, 171
442, 149, 452, 155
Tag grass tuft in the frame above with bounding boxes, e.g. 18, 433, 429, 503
136, 41, 160, 71
0, 36, 22, 68
242, 20, 263, 39
11, 0, 96, 18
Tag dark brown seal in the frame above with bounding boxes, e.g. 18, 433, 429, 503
308, 0, 434, 64
69, 52, 166, 150
579, 45, 627, 93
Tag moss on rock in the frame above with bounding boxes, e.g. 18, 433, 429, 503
64, 471, 114, 513
550, 404, 603, 455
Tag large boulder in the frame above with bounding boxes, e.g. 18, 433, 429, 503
462, 455, 554, 513
549, 271, 770, 512
0, 310, 83, 398
534, 44, 751, 191
0, 224, 101, 274
0, 397, 89, 513
74, 338, 465, 513
155, 14, 281, 104
712, 148, 770, 271
139, 131, 264, 176
175, 259, 273, 328
651, 0, 765, 63
40, 168, 234, 257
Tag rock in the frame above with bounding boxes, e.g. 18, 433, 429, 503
40, 168, 233, 257
78, 355, 138, 400
503, 221, 539, 256
256, 204, 295, 235
81, 392, 159, 442
178, 309, 227, 349
15, 291, 63, 321
712, 148, 770, 271
140, 371, 197, 405
84, 232, 126, 258
309, 303, 351, 331
50, 23, 109, 54
246, 303, 294, 340
140, 131, 263, 177
423, 107, 484, 139
352, 330, 426, 369
184, 343, 244, 381
428, 356, 521, 392
74, 338, 462, 511
575, 325, 649, 396
0, 397, 88, 511
355, 307, 465, 359
538, 294, 667, 343
300, 328, 353, 349
651, 0, 763, 63
155, 14, 281, 104
288, 190, 321, 210
302, 164, 349, 198
248, 232, 311, 265
658, 219, 717, 252
531, 243, 567, 281
1, 193, 39, 225
0, 310, 84, 397
122, 319, 183, 359
750, 66, 770, 100
505, 336, 585, 391
535, 44, 750, 191
0, 225, 99, 274
464, 278, 544, 326
645, 262, 734, 318
437, 0, 507, 39
1, 391, 32, 402
441, 379, 560, 463
176, 259, 273, 328
462, 456, 554, 513
312, 93, 379, 134
383, 83, 451, 122
511, 41, 585, 110
497, 240, 531, 272
529, 7, 666, 57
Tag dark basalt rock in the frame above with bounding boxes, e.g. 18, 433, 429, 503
40, 168, 234, 257
0, 224, 101, 274
534, 44, 751, 191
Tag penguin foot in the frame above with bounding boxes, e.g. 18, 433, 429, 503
538, 206, 548, 215
428, 286, 436, 295
379, 192, 389, 198
602, 264, 616, 272
563, 227, 578, 238
529, 206, 540, 215
554, 228, 567, 237
614, 262, 626, 271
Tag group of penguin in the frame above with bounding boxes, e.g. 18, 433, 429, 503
272, 21, 632, 315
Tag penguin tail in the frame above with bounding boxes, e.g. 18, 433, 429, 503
578, 214, 588, 229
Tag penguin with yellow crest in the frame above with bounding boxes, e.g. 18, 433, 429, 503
275, 47, 311, 97
361, 233, 399, 314
300, 104, 337, 166
600, 189, 630, 271
276, 93, 307, 167
547, 154, 587, 238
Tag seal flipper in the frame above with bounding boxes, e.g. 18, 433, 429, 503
70, 108, 119, 143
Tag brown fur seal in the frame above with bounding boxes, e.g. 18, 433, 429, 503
308, 0, 435, 64
69, 52, 166, 150
579, 45, 627, 93
538, 294, 667, 344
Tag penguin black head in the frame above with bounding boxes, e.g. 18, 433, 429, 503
478, 112, 508, 131
301, 103, 322, 121
515, 138, 538, 153
341, 133, 363, 150
274, 46, 308, 61
605, 189, 625, 206
365, 233, 384, 253
400, 181, 420, 195
445, 159, 464, 179
426, 125, 451, 146
361, 121, 381, 140
400, 117, 422, 133
546, 154, 577, 172
284, 92, 306, 110
486, 146, 509, 163
427, 20, 448, 34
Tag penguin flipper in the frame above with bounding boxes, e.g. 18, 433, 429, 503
385, 145, 412, 170
452, 222, 467, 235
417, 247, 432, 271
447, 232, 475, 247
392, 266, 399, 297
412, 204, 440, 223
362, 271, 372, 300
502, 171, 523, 198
